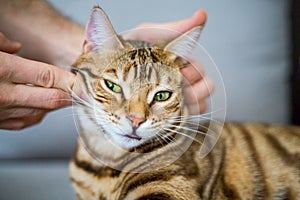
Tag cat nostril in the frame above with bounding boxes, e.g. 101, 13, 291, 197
128, 115, 146, 128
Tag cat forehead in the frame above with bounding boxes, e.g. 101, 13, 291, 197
104, 48, 182, 84
120, 47, 170, 64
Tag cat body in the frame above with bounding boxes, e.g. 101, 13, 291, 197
70, 7, 300, 200
71, 122, 300, 200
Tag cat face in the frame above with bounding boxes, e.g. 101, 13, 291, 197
92, 49, 184, 148
73, 7, 202, 149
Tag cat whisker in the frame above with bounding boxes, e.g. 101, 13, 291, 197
170, 115, 208, 120
46, 97, 79, 106
71, 91, 94, 109
172, 108, 224, 118
169, 109, 223, 120
168, 119, 213, 131
169, 121, 220, 139
169, 119, 203, 127
154, 134, 168, 147
68, 113, 98, 118
56, 98, 74, 102
156, 131, 174, 144
163, 128, 203, 145
170, 115, 223, 125
60, 113, 92, 118
169, 116, 208, 123
158, 131, 187, 153
155, 132, 183, 156
166, 124, 216, 140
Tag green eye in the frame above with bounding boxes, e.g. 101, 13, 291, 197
104, 80, 122, 93
154, 91, 172, 101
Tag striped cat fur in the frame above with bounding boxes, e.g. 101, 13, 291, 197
70, 6, 300, 200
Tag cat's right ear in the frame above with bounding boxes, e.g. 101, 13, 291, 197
164, 26, 202, 61
83, 6, 123, 53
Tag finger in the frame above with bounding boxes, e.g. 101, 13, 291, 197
187, 101, 208, 115
0, 108, 48, 121
6, 84, 72, 109
184, 77, 215, 104
181, 60, 205, 86
0, 114, 45, 130
125, 9, 207, 42
0, 33, 21, 54
0, 52, 75, 92
156, 9, 207, 35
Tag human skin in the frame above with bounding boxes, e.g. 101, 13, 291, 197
0, 0, 214, 130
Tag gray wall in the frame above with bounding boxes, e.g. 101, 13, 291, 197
0, 0, 291, 158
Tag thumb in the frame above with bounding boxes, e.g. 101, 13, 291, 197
0, 33, 22, 54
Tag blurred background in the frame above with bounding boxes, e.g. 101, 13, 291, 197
0, 0, 298, 199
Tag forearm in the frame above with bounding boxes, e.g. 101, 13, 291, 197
0, 0, 84, 66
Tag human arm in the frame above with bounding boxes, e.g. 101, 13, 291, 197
0, 0, 84, 67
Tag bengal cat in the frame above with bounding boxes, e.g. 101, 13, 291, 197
69, 6, 300, 200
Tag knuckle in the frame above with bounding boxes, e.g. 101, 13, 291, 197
0, 66, 12, 82
192, 60, 206, 75
205, 77, 215, 94
0, 93, 12, 106
36, 68, 54, 87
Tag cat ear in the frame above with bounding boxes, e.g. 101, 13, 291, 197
84, 6, 123, 53
164, 26, 203, 60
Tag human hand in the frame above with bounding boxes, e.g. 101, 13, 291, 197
0, 33, 75, 130
124, 9, 215, 114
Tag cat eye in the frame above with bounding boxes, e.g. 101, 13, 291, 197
154, 91, 172, 101
104, 80, 122, 93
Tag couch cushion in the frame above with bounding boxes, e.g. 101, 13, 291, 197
0, 159, 75, 200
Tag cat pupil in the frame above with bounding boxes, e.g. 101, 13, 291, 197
104, 80, 122, 93
154, 91, 171, 101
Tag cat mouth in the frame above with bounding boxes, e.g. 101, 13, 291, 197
125, 133, 142, 140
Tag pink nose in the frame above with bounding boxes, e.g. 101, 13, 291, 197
128, 115, 145, 128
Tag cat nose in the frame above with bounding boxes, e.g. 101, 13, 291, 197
128, 115, 146, 128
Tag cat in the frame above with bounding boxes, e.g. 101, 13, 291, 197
69, 6, 300, 200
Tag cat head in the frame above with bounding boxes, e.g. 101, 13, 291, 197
73, 6, 202, 150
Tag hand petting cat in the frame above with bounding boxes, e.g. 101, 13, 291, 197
0, 1, 213, 130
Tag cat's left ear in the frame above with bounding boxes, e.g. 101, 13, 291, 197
164, 26, 203, 61
83, 6, 124, 53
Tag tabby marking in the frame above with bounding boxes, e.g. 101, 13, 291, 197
70, 6, 300, 200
